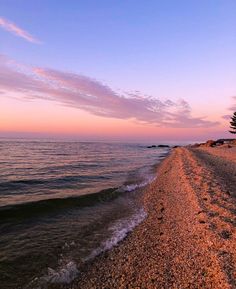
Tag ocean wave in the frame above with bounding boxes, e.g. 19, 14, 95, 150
29, 208, 147, 288
26, 261, 79, 289
0, 170, 155, 222
119, 175, 156, 192
85, 207, 147, 261
0, 174, 109, 190
0, 187, 119, 222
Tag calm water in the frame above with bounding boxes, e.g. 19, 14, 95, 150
0, 140, 170, 289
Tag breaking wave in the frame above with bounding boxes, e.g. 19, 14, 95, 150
85, 207, 147, 261
28, 208, 147, 288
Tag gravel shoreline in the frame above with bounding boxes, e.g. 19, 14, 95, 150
64, 147, 236, 289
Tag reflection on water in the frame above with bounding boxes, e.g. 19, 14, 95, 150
0, 140, 169, 288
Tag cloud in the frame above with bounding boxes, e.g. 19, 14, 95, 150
229, 96, 236, 111
222, 96, 236, 120
222, 115, 231, 120
0, 17, 41, 44
0, 55, 218, 128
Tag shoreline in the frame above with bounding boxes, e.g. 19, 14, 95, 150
67, 147, 236, 289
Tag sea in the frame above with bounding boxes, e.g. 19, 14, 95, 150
0, 139, 171, 289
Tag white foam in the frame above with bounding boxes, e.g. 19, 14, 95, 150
28, 209, 146, 288
118, 174, 155, 192
27, 209, 146, 288
85, 208, 147, 261
44, 261, 78, 283
28, 261, 79, 288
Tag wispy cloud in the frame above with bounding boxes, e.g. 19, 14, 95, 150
0, 17, 41, 44
222, 115, 231, 120
229, 96, 236, 111
0, 55, 218, 128
221, 96, 236, 120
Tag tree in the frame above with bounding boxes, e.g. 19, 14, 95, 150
229, 112, 236, 134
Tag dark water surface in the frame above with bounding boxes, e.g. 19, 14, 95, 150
0, 140, 170, 288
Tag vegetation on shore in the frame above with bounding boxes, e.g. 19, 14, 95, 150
229, 112, 236, 134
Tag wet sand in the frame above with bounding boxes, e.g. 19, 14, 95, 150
71, 147, 236, 289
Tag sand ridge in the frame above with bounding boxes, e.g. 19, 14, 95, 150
199, 146, 236, 163
69, 147, 236, 289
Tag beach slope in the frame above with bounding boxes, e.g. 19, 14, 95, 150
73, 147, 236, 289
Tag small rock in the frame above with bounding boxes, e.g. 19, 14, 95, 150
199, 220, 206, 224
220, 230, 232, 239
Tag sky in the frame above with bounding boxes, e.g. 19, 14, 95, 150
0, 0, 236, 142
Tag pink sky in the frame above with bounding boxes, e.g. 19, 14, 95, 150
0, 56, 232, 141
0, 55, 233, 141
0, 4, 235, 142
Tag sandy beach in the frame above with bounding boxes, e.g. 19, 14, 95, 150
70, 146, 236, 289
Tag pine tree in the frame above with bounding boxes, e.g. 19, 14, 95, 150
229, 112, 236, 134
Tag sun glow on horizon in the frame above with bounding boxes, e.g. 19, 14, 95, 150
0, 1, 235, 141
